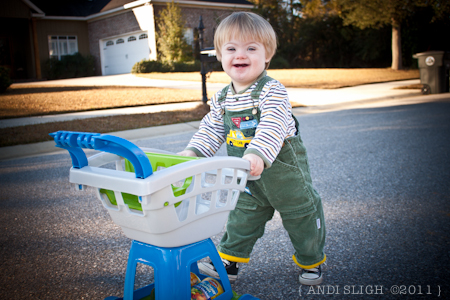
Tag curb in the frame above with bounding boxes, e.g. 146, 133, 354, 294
0, 101, 205, 129
292, 92, 448, 114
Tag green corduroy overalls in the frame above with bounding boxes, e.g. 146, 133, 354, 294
216, 76, 326, 269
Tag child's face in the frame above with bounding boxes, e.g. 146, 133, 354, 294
220, 39, 270, 92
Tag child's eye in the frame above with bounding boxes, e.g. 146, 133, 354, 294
248, 47, 256, 51
227, 47, 235, 51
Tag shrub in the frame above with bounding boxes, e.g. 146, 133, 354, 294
156, 1, 193, 63
269, 56, 291, 69
132, 59, 201, 73
172, 60, 201, 72
43, 53, 95, 80
131, 59, 170, 73
0, 66, 12, 93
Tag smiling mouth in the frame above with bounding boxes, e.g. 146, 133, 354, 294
234, 64, 249, 68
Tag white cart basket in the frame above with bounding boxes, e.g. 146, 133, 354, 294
51, 131, 254, 248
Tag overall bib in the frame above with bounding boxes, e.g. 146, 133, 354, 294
216, 76, 326, 269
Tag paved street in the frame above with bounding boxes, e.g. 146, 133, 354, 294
1, 97, 449, 299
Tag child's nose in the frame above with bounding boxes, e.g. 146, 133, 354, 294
235, 48, 247, 58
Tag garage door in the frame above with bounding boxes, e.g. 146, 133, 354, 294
102, 32, 150, 75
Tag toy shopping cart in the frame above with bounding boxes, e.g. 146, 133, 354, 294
51, 131, 260, 300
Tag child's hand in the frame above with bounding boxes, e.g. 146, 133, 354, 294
243, 154, 264, 177
177, 150, 198, 157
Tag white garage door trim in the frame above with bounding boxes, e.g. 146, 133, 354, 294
100, 30, 150, 76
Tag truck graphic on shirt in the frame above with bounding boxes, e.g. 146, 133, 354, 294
226, 130, 252, 148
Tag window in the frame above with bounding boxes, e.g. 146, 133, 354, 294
116, 39, 124, 44
128, 36, 136, 42
106, 41, 114, 46
48, 35, 78, 60
139, 33, 148, 40
184, 28, 194, 45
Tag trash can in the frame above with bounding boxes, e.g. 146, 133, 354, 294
413, 51, 450, 94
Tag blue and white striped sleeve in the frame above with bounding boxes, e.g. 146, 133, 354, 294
244, 82, 293, 167
185, 92, 226, 157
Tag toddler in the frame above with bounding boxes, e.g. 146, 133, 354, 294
178, 11, 326, 285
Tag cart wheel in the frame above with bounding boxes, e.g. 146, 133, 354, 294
421, 84, 431, 95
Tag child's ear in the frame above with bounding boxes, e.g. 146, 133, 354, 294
265, 56, 274, 69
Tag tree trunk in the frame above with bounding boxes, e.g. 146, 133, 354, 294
391, 21, 402, 70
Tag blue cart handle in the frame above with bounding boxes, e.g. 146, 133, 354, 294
49, 131, 153, 179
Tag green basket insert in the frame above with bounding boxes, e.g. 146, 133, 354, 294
100, 152, 200, 211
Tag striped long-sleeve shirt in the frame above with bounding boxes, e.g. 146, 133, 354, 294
186, 77, 297, 168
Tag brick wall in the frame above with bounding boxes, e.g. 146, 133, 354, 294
153, 5, 239, 48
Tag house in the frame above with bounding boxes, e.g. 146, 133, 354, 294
1, 0, 253, 80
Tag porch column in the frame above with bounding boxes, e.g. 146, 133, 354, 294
31, 17, 41, 79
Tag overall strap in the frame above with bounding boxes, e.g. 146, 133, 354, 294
218, 85, 230, 103
250, 76, 274, 100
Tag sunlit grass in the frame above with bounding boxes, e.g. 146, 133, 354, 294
136, 68, 419, 89
0, 86, 212, 119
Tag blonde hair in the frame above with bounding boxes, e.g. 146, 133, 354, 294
214, 12, 277, 65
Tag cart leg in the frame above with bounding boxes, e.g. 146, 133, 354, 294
124, 240, 192, 299
123, 242, 139, 300
123, 239, 234, 300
